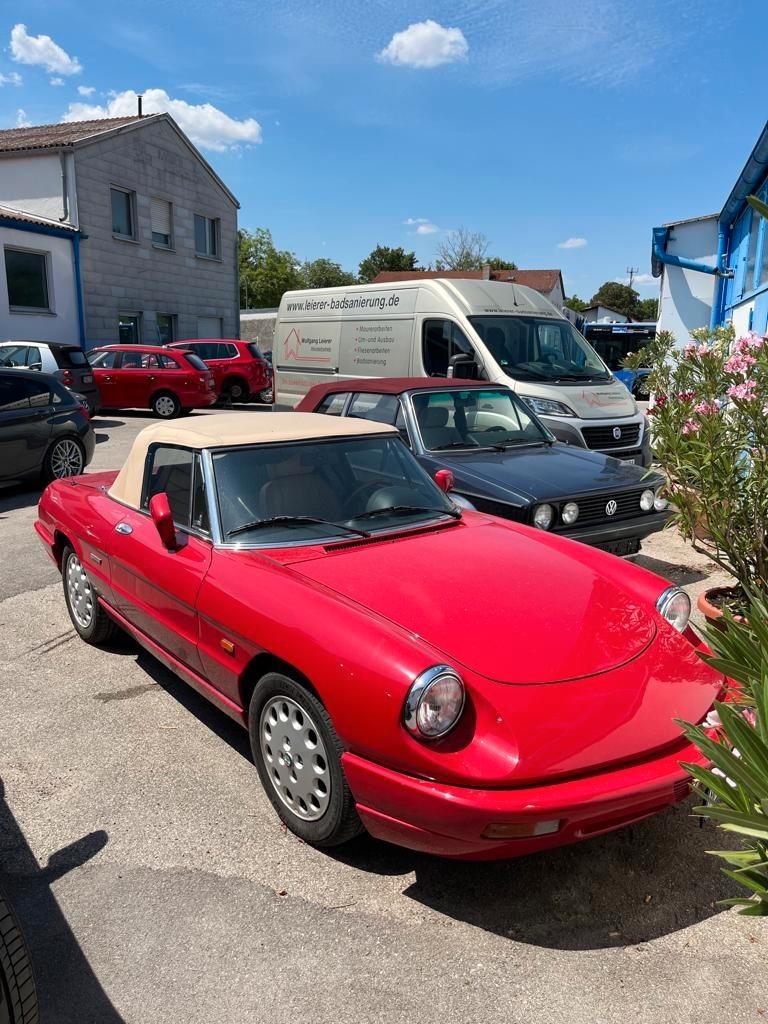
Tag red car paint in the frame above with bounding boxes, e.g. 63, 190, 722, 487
168, 339, 271, 400
35, 467, 724, 860
90, 345, 217, 413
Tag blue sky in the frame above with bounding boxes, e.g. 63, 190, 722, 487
0, 1, 765, 299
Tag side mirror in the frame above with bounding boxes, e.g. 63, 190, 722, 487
148, 492, 178, 551
447, 352, 476, 379
434, 469, 455, 493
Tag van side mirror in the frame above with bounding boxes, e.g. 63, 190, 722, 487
148, 493, 178, 550
447, 352, 476, 379
434, 469, 455, 493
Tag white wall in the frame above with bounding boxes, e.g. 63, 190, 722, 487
657, 217, 718, 343
0, 153, 76, 223
0, 225, 80, 342
730, 300, 754, 338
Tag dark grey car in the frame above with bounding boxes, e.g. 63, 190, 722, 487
0, 341, 101, 413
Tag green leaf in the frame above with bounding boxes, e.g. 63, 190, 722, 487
736, 901, 768, 916
722, 868, 768, 897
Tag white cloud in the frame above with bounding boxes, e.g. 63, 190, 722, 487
77, 85, 95, 96
49, 76, 64, 86
378, 20, 468, 69
16, 108, 31, 128
61, 88, 262, 152
616, 272, 656, 289
558, 237, 588, 249
10, 24, 82, 76
0, 71, 22, 86
404, 217, 440, 235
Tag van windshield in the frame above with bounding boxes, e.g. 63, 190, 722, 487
469, 315, 610, 383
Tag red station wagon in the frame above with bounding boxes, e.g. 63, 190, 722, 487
169, 339, 273, 404
90, 345, 217, 418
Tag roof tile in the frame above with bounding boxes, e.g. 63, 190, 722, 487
0, 116, 144, 153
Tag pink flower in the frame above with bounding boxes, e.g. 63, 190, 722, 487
743, 708, 757, 728
697, 343, 712, 356
682, 418, 700, 435
693, 400, 719, 415
725, 353, 757, 374
683, 343, 696, 358
727, 379, 757, 400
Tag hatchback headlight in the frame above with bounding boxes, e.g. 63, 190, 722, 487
533, 503, 554, 530
561, 501, 579, 525
640, 489, 655, 512
654, 493, 668, 511
403, 665, 465, 739
656, 586, 691, 632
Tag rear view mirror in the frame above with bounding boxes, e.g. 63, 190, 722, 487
434, 469, 455, 493
447, 352, 477, 379
148, 492, 178, 550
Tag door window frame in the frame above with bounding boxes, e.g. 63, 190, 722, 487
421, 318, 479, 378
140, 443, 213, 540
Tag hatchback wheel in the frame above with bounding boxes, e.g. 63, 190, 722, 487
225, 378, 249, 403
257, 386, 274, 404
151, 392, 181, 419
249, 673, 363, 847
44, 437, 84, 481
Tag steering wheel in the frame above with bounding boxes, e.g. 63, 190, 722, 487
484, 426, 507, 433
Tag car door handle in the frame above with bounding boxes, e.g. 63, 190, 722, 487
148, 375, 157, 381
115, 522, 133, 535
103, 375, 113, 381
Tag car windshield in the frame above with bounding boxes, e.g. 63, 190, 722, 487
0, 345, 29, 367
211, 435, 457, 545
469, 315, 610, 382
412, 388, 550, 451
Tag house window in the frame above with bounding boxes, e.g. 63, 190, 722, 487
151, 198, 173, 248
118, 313, 141, 344
111, 187, 136, 238
155, 313, 176, 345
5, 248, 51, 311
194, 215, 219, 258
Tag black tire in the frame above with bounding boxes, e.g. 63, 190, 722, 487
42, 436, 85, 483
256, 386, 274, 404
224, 377, 250, 403
248, 673, 363, 848
150, 391, 181, 419
0, 889, 38, 1024
61, 545, 120, 645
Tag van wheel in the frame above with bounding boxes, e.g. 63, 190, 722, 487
151, 392, 181, 419
0, 888, 39, 1024
224, 377, 249, 403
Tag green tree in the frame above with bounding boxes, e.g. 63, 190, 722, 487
358, 244, 418, 283
435, 227, 489, 271
565, 294, 589, 312
636, 296, 659, 321
239, 228, 303, 308
301, 258, 356, 289
589, 281, 641, 319
487, 256, 518, 271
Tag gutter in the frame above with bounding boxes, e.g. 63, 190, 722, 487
651, 226, 724, 277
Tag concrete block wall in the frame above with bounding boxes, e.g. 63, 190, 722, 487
73, 118, 238, 346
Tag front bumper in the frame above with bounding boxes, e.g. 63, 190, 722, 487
342, 738, 706, 860
540, 414, 652, 468
556, 509, 671, 549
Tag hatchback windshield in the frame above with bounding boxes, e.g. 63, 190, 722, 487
212, 436, 456, 544
469, 315, 610, 383
412, 388, 550, 451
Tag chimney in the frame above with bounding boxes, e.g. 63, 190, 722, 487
481, 263, 491, 280
137, 94, 143, 117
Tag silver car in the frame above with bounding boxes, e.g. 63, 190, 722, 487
0, 341, 100, 412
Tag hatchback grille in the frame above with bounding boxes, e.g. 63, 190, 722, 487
557, 489, 646, 528
581, 423, 641, 450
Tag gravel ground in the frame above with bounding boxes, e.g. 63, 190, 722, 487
0, 411, 763, 1024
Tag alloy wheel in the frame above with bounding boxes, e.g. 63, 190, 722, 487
50, 438, 83, 478
66, 552, 94, 628
259, 696, 331, 821
258, 387, 274, 404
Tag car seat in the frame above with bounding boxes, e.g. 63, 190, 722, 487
259, 458, 342, 521
418, 406, 463, 449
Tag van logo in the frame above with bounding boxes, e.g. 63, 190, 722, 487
612, 427, 622, 440
605, 499, 618, 516
282, 327, 330, 366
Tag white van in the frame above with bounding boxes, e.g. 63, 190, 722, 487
274, 279, 650, 465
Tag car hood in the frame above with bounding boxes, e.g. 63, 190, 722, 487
289, 518, 657, 684
422, 444, 657, 505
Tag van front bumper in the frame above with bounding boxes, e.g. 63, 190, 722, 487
540, 414, 651, 468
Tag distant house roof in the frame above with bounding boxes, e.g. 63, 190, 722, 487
581, 304, 629, 321
372, 268, 564, 295
0, 203, 79, 234
0, 114, 239, 208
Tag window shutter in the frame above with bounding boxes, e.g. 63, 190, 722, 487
151, 198, 171, 237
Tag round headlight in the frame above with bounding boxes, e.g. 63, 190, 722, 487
640, 489, 655, 512
656, 586, 691, 632
404, 666, 465, 739
561, 501, 579, 525
654, 494, 668, 511
533, 503, 554, 530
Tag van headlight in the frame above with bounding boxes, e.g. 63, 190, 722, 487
525, 397, 576, 418
656, 586, 690, 632
403, 665, 465, 739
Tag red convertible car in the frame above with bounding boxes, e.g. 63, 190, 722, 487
35, 413, 723, 859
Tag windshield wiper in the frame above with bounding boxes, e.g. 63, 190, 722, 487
227, 515, 370, 539
352, 504, 461, 522
488, 440, 548, 451
430, 441, 477, 451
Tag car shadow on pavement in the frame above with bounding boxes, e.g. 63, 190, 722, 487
634, 553, 708, 586
333, 805, 740, 951
0, 778, 126, 1023
0, 485, 41, 515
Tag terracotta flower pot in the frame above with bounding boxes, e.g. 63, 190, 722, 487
697, 586, 748, 629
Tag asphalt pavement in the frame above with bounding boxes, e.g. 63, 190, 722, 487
0, 409, 763, 1024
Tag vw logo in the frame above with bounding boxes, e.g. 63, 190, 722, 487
612, 426, 622, 440
605, 499, 618, 517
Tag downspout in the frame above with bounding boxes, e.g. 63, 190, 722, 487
709, 224, 729, 330
652, 227, 721, 276
71, 232, 86, 348
58, 149, 69, 223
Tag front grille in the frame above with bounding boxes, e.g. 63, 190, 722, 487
558, 488, 646, 528
581, 423, 641, 450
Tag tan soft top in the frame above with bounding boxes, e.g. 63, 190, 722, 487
109, 412, 397, 509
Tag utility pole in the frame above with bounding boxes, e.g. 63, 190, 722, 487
626, 266, 639, 289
